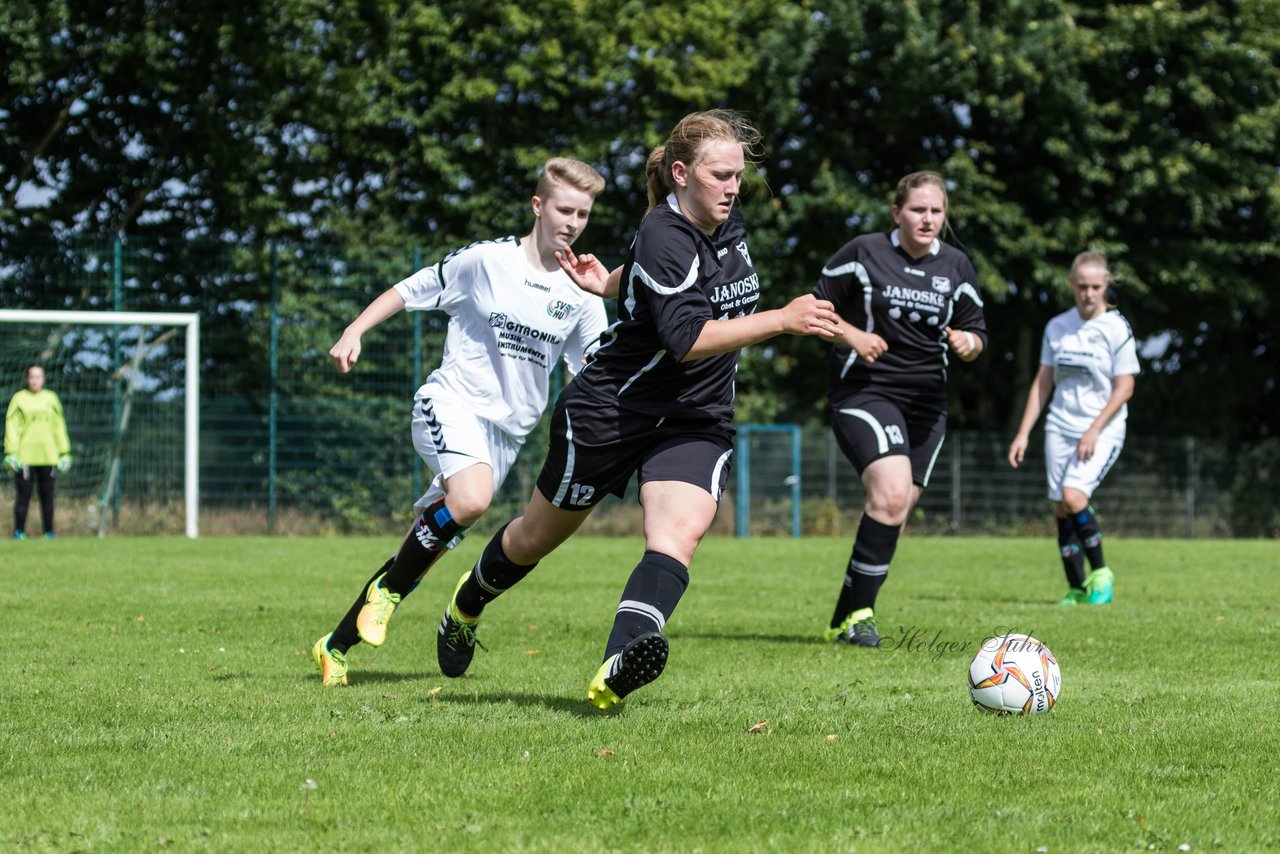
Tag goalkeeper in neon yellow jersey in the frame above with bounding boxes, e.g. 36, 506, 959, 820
5, 365, 72, 539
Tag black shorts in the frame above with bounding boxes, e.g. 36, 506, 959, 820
830, 387, 947, 488
535, 387, 735, 510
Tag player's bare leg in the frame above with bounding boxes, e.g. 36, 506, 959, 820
439, 490, 591, 678
356, 464, 493, 646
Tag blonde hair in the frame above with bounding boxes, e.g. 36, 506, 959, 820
646, 110, 762, 211
536, 157, 605, 199
1069, 251, 1112, 284
1069, 250, 1115, 308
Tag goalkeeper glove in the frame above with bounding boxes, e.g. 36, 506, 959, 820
58, 454, 73, 472
3, 454, 19, 473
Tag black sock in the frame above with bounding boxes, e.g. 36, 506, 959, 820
381, 498, 468, 596
328, 556, 395, 655
1057, 516, 1086, 589
1071, 505, 1107, 570
454, 524, 538, 618
604, 551, 689, 659
830, 513, 900, 628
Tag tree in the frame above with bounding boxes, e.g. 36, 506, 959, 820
725, 1, 1279, 442
3, 0, 1277, 445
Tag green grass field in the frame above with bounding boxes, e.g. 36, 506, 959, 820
2, 535, 1276, 851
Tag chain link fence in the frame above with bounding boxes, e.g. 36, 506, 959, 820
3, 236, 1275, 538
734, 426, 1246, 539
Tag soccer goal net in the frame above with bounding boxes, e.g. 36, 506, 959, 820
0, 309, 199, 538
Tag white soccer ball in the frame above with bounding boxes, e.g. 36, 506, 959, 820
967, 633, 1061, 715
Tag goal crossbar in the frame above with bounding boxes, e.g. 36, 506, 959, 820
0, 308, 201, 538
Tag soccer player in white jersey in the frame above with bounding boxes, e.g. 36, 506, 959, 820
813, 171, 988, 647
1008, 252, 1139, 605
430, 110, 840, 709
310, 157, 610, 686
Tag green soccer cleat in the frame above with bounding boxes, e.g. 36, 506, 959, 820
1058, 588, 1088, 606
356, 572, 401, 647
12, 530, 25, 540
824, 607, 880, 647
1085, 567, 1114, 605
437, 570, 485, 678
311, 633, 349, 687
587, 632, 669, 710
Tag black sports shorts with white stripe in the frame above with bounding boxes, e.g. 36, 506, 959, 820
830, 386, 947, 488
534, 383, 734, 511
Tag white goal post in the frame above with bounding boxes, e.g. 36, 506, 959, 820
0, 308, 200, 538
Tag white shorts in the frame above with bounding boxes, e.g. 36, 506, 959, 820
410, 394, 524, 512
1044, 430, 1124, 501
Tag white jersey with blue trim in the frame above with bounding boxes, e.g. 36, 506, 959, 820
393, 236, 609, 437
1040, 307, 1140, 439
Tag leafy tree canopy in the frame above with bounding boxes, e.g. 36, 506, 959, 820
2, 0, 1276, 440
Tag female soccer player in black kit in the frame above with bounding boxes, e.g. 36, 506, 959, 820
815, 171, 988, 647
432, 110, 841, 708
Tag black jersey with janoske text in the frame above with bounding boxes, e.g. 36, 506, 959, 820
575, 195, 758, 421
813, 230, 988, 401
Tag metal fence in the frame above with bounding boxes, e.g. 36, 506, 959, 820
734, 426, 1228, 539
2, 236, 1274, 538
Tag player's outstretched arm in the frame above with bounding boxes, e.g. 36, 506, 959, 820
1007, 364, 1055, 468
330, 288, 407, 373
556, 248, 620, 299
682, 295, 840, 361
835, 319, 888, 363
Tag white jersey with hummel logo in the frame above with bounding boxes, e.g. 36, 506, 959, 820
1040, 307, 1140, 439
393, 236, 609, 437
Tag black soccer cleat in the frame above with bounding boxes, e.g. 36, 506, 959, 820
587, 632, 669, 710
437, 571, 486, 678
828, 608, 881, 647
